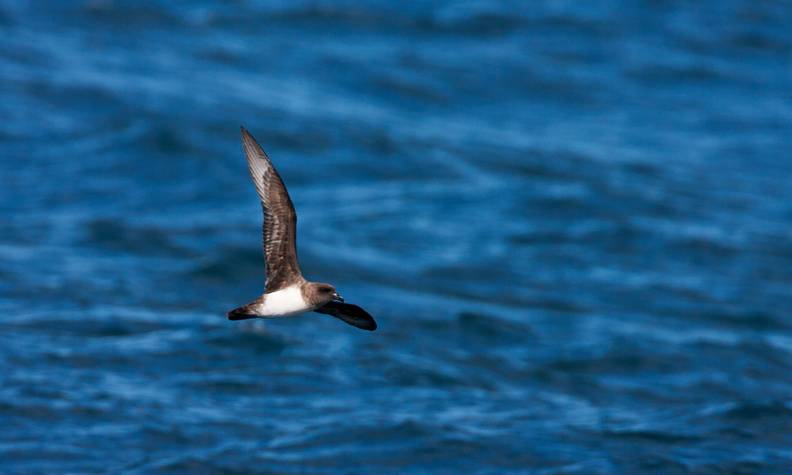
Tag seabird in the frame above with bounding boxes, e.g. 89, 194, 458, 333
227, 127, 377, 331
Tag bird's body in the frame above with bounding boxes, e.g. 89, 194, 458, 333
227, 127, 377, 331
240, 285, 307, 318
258, 285, 308, 317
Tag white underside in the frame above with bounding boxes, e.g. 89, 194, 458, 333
257, 285, 310, 317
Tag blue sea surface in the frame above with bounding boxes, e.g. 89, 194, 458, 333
2, 1, 792, 473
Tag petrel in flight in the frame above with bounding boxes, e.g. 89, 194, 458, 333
227, 127, 377, 331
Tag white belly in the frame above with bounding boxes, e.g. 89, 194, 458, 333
259, 285, 309, 317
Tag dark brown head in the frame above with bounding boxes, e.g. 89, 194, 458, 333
302, 282, 343, 308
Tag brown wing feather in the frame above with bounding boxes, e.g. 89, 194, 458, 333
241, 127, 303, 292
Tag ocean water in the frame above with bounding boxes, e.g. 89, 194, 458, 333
2, 1, 792, 473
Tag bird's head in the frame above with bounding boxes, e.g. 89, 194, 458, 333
304, 282, 343, 307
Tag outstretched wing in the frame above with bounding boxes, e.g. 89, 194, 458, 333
315, 301, 378, 331
241, 127, 303, 293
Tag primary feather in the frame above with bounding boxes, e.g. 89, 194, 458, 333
241, 127, 304, 292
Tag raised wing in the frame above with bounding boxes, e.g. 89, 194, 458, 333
241, 127, 303, 292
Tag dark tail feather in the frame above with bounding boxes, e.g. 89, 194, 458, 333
315, 301, 377, 331
227, 306, 258, 321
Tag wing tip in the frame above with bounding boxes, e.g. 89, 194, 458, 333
351, 316, 378, 331
240, 126, 269, 161
240, 125, 252, 142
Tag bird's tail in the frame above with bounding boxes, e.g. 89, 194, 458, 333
227, 305, 258, 321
